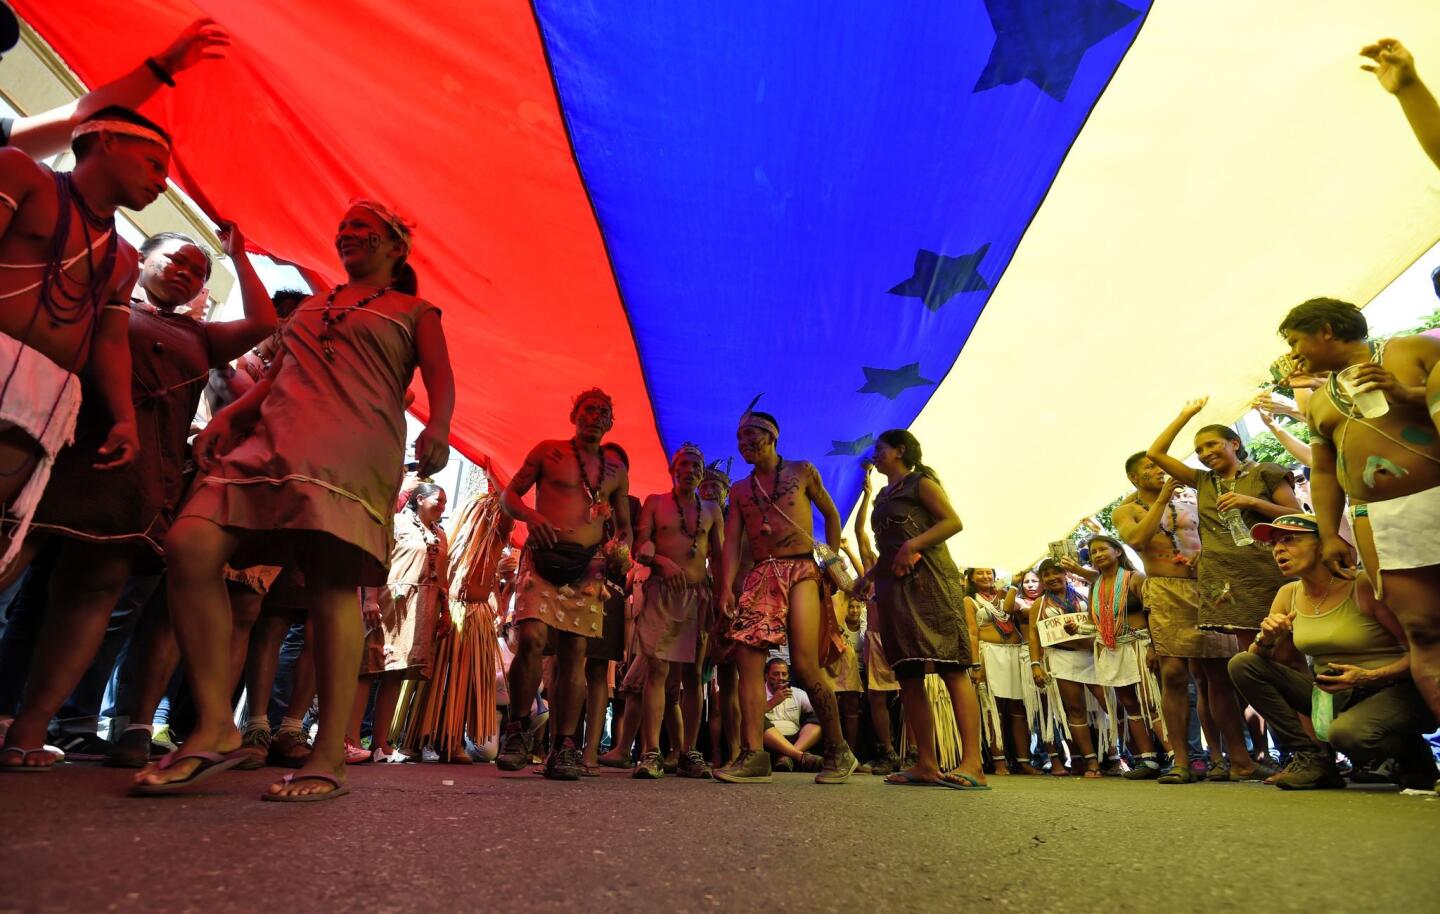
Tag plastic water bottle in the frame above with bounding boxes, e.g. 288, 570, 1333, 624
1310, 686, 1334, 741
1223, 509, 1253, 546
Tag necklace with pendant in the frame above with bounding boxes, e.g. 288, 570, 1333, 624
674, 489, 701, 558
572, 438, 606, 521
751, 456, 784, 537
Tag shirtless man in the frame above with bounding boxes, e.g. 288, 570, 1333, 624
714, 410, 857, 784
497, 389, 632, 779
1114, 453, 1260, 783
1280, 298, 1440, 736
0, 108, 161, 582
630, 443, 724, 779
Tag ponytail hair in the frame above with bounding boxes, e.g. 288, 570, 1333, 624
877, 428, 940, 482
406, 482, 443, 512
1195, 424, 1248, 461
392, 260, 418, 296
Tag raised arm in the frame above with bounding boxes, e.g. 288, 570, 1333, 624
1362, 38, 1440, 169
6, 20, 230, 160
1256, 410, 1312, 467
411, 308, 454, 478
1146, 398, 1207, 486
204, 222, 276, 364
852, 467, 877, 573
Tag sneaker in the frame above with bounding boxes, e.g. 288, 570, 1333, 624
1123, 762, 1161, 780
1272, 751, 1346, 790
633, 750, 665, 780
815, 744, 858, 784
151, 725, 178, 751
677, 749, 712, 779
773, 756, 796, 773
714, 748, 772, 784
234, 727, 272, 771
798, 752, 824, 773
103, 728, 155, 769
543, 738, 584, 781
869, 751, 901, 777
268, 728, 311, 768
495, 719, 533, 772
344, 738, 372, 765
53, 732, 112, 762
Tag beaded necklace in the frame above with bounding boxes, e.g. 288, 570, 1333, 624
318, 284, 390, 361
976, 590, 1018, 639
1090, 568, 1131, 649
673, 489, 702, 558
571, 438, 606, 521
408, 511, 442, 583
1133, 493, 1190, 566
750, 455, 785, 537
39, 173, 118, 328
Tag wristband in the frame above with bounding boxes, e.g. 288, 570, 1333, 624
146, 57, 176, 87
1030, 661, 1043, 668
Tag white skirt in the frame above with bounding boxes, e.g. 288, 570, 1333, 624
1044, 645, 1099, 685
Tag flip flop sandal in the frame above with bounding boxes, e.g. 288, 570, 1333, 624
129, 749, 248, 795
598, 757, 635, 769
943, 770, 992, 790
580, 763, 602, 778
0, 745, 57, 773
884, 770, 970, 790
260, 772, 352, 803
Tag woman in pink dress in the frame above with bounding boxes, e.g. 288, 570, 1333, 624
132, 201, 454, 802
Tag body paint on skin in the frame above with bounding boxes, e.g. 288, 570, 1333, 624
1401, 425, 1437, 446
1361, 455, 1409, 489
366, 232, 381, 251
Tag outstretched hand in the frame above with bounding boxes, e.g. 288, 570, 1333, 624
156, 18, 231, 75
1361, 38, 1419, 94
1180, 396, 1209, 419
216, 220, 244, 260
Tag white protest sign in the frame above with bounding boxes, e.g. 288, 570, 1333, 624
1039, 612, 1094, 647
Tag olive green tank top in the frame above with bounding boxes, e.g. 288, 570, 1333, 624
1289, 584, 1403, 670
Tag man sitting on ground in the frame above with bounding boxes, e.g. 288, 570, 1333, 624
762, 658, 822, 772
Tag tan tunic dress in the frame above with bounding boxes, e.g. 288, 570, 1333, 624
179, 289, 438, 587
364, 512, 450, 678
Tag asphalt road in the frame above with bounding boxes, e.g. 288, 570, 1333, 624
2, 763, 1436, 914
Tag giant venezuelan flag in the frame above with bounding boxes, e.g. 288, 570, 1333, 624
13, 1, 1440, 566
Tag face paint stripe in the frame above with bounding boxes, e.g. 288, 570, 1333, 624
1361, 455, 1409, 489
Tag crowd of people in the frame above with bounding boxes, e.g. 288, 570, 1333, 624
1, 17, 1439, 803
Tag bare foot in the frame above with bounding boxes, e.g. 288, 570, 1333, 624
992, 760, 1011, 776
1050, 764, 1071, 777
266, 759, 347, 799
1016, 762, 1044, 775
